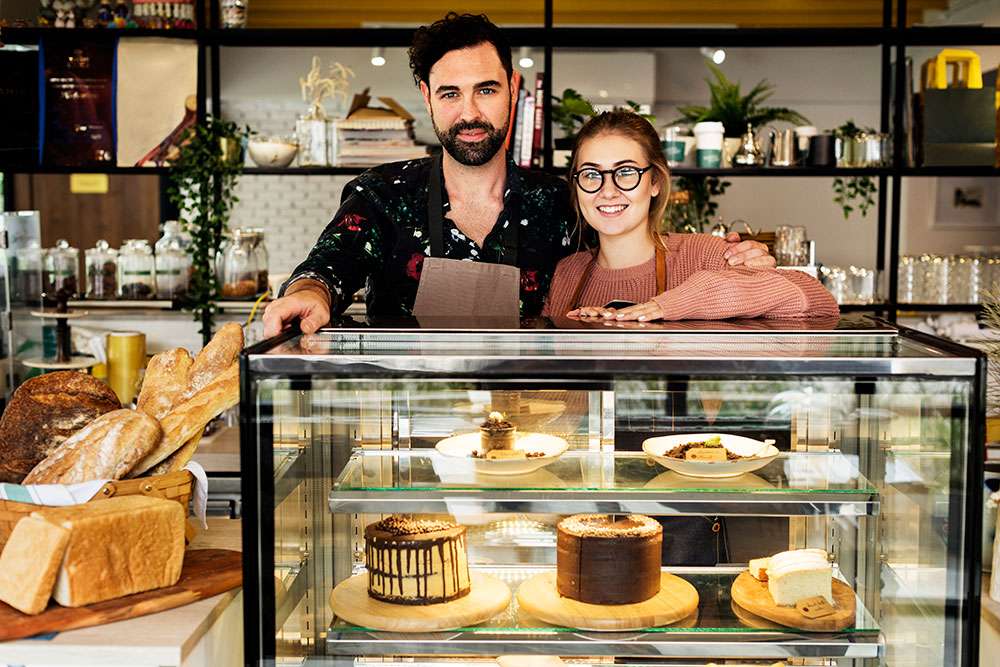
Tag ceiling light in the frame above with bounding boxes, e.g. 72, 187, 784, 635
371, 47, 386, 67
700, 47, 726, 64
518, 46, 534, 69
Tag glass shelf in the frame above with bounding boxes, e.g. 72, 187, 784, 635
326, 566, 881, 659
330, 450, 879, 517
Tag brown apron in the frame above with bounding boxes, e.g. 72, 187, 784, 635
569, 243, 668, 309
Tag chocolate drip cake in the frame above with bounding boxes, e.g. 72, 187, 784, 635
365, 516, 471, 605
556, 513, 663, 605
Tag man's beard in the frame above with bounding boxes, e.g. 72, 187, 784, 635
432, 114, 509, 166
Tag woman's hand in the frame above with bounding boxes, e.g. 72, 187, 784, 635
722, 231, 775, 268
567, 300, 666, 322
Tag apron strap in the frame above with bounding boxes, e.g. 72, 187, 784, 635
571, 243, 668, 309
427, 153, 445, 259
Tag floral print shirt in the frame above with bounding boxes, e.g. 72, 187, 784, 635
287, 157, 575, 317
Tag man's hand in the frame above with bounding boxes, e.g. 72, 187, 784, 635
721, 231, 775, 268
262, 279, 332, 338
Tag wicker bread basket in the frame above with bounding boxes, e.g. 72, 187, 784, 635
0, 469, 193, 550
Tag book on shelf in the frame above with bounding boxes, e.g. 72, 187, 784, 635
531, 72, 545, 168
512, 86, 527, 165
503, 70, 523, 152
519, 93, 536, 167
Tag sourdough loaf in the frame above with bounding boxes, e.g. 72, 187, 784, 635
0, 515, 70, 614
23, 409, 163, 485
40, 496, 185, 607
0, 372, 121, 483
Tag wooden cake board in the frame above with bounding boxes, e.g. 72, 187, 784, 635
516, 571, 699, 632
730, 570, 856, 632
329, 572, 511, 632
0, 549, 242, 642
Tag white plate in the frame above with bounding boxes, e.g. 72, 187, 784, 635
642, 433, 779, 479
435, 431, 569, 476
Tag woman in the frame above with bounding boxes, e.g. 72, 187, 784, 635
543, 111, 838, 321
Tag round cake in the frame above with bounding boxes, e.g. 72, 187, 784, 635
365, 516, 471, 605
556, 513, 663, 605
480, 411, 516, 452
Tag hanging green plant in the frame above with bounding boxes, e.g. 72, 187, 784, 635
831, 120, 877, 220
166, 116, 248, 345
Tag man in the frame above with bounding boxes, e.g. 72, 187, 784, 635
263, 13, 772, 337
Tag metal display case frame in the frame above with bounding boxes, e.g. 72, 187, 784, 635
239, 317, 986, 667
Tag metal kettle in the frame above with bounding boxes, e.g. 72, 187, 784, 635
732, 123, 766, 167
768, 127, 797, 166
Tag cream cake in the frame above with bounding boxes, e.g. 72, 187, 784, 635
364, 515, 471, 605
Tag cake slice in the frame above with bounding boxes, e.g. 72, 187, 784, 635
766, 548, 833, 606
0, 515, 70, 614
748, 556, 770, 581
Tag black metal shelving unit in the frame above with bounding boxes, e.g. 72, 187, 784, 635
1, 0, 997, 323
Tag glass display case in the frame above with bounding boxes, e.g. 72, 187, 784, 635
239, 316, 985, 667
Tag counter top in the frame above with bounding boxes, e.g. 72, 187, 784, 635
0, 519, 242, 667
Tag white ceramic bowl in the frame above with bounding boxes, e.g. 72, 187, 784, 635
247, 139, 299, 168
642, 432, 779, 479
434, 431, 569, 476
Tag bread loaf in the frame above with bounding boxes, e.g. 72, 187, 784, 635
148, 432, 203, 476
136, 348, 194, 421
0, 515, 70, 614
0, 372, 121, 483
23, 409, 163, 485
186, 322, 243, 397
129, 364, 239, 476
38, 496, 185, 607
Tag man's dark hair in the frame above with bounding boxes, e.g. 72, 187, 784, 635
408, 13, 513, 87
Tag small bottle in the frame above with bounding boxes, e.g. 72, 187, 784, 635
85, 239, 118, 300
250, 228, 269, 294
154, 221, 192, 300
220, 0, 247, 28
118, 239, 157, 300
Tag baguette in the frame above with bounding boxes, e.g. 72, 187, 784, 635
148, 432, 203, 476
129, 364, 239, 476
186, 323, 243, 397
137, 348, 194, 421
23, 409, 163, 485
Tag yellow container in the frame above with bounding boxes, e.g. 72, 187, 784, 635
107, 331, 146, 406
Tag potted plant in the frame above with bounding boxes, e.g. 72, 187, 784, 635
550, 88, 596, 150
167, 116, 248, 346
672, 62, 809, 164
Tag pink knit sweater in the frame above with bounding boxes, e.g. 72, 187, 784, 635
543, 234, 840, 320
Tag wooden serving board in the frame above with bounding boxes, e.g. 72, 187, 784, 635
516, 571, 699, 631
730, 570, 856, 632
0, 549, 242, 642
329, 572, 511, 632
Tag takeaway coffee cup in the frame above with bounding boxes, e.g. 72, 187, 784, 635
694, 122, 725, 168
808, 134, 837, 167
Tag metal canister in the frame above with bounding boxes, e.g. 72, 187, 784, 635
107, 331, 146, 406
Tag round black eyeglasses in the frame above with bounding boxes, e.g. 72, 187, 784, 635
572, 165, 654, 193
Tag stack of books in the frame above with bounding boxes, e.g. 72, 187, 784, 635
506, 71, 545, 168
332, 90, 427, 166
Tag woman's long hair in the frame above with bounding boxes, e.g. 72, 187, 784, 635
567, 110, 671, 251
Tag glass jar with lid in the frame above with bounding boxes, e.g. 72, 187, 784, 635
44, 239, 80, 298
249, 228, 269, 294
85, 239, 118, 300
220, 229, 259, 299
155, 221, 192, 300
15, 239, 44, 303
118, 239, 157, 300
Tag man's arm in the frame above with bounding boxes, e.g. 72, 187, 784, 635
263, 191, 384, 337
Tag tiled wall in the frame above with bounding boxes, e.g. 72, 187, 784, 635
223, 100, 349, 280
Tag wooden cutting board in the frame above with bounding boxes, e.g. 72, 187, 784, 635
516, 571, 699, 631
329, 572, 511, 632
730, 570, 856, 632
0, 549, 242, 641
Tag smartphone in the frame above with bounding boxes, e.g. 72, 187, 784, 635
603, 300, 636, 309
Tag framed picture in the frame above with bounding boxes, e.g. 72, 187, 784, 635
932, 177, 1000, 230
